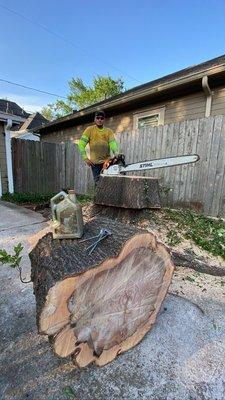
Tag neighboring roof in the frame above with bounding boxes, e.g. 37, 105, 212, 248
35, 54, 225, 134
19, 112, 49, 132
11, 131, 40, 141
0, 99, 29, 118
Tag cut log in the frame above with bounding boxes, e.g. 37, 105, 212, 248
94, 175, 161, 209
30, 217, 174, 367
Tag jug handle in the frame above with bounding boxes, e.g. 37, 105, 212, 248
50, 191, 67, 216
52, 204, 58, 221
51, 191, 67, 221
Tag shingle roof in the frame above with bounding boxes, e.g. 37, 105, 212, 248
19, 112, 49, 131
0, 99, 29, 118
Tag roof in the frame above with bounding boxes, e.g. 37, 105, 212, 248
19, 112, 49, 132
0, 99, 29, 118
11, 131, 40, 141
35, 54, 225, 134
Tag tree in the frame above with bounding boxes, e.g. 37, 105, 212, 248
42, 76, 124, 121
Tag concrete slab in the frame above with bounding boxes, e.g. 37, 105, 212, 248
0, 201, 45, 230
0, 202, 225, 400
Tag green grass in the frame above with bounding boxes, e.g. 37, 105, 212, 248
1, 192, 56, 204
165, 208, 225, 260
1, 191, 93, 205
76, 194, 94, 204
166, 229, 182, 246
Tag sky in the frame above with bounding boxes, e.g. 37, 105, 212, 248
0, 0, 225, 113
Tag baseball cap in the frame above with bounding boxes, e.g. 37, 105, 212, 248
95, 110, 105, 118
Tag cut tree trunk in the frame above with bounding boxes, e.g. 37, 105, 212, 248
94, 175, 161, 209
30, 217, 174, 368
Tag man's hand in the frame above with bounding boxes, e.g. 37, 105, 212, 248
84, 159, 93, 166
103, 159, 111, 169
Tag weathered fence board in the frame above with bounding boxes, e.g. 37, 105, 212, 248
12, 115, 225, 217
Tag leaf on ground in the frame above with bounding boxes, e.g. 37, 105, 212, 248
63, 386, 76, 399
185, 276, 195, 283
212, 321, 217, 330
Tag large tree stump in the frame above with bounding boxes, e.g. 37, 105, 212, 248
30, 217, 174, 367
94, 175, 161, 208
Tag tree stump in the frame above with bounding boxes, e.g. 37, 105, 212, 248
30, 217, 174, 367
94, 175, 161, 209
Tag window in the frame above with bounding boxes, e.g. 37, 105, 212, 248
133, 107, 165, 129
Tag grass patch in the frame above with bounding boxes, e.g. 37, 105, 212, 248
165, 208, 225, 260
166, 229, 182, 246
1, 192, 93, 206
1, 192, 56, 204
76, 194, 94, 204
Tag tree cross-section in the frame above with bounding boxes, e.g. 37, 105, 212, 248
30, 217, 174, 367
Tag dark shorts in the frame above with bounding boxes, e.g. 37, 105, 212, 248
91, 163, 104, 185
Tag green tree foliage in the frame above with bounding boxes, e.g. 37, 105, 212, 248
42, 76, 124, 121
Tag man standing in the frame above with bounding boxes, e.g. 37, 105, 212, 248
78, 110, 118, 185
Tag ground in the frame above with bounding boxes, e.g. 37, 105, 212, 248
0, 200, 225, 400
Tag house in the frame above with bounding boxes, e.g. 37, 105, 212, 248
12, 112, 48, 141
0, 101, 48, 195
0, 100, 29, 195
34, 54, 225, 144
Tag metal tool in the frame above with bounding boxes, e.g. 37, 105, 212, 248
80, 228, 112, 255
102, 153, 200, 176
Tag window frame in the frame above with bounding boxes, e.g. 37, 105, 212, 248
133, 107, 165, 130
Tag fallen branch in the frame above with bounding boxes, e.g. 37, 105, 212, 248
171, 249, 225, 276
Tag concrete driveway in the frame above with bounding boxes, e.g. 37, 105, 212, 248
0, 201, 225, 400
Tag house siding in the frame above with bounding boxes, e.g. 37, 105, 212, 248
41, 87, 225, 144
0, 123, 8, 193
211, 87, 225, 116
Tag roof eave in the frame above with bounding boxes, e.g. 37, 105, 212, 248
35, 62, 225, 134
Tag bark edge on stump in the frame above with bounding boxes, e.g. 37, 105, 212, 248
94, 175, 161, 209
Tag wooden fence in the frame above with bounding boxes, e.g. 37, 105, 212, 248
12, 115, 225, 217
12, 139, 94, 195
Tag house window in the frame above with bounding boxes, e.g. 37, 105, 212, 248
133, 107, 165, 129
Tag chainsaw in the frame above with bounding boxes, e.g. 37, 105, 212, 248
102, 153, 199, 176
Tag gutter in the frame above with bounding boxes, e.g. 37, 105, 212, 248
0, 112, 26, 124
4, 118, 14, 194
202, 76, 212, 117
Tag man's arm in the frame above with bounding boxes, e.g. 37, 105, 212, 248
108, 130, 119, 156
78, 129, 93, 165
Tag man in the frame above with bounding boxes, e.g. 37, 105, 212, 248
78, 110, 119, 184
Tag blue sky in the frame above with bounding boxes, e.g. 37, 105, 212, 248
0, 0, 225, 112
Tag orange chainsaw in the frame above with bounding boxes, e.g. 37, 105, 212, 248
102, 153, 199, 176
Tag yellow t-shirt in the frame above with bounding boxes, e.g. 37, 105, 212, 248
82, 125, 115, 164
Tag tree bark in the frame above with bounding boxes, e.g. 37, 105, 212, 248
172, 249, 225, 276
30, 217, 174, 367
94, 175, 161, 209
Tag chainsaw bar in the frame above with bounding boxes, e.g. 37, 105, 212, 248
102, 154, 199, 176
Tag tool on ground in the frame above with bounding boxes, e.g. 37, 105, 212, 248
50, 190, 84, 239
80, 228, 112, 255
102, 153, 199, 176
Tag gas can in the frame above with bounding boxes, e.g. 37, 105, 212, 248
50, 190, 84, 239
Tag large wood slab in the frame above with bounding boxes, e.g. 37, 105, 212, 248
30, 217, 174, 367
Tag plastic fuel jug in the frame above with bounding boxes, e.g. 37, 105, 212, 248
50, 190, 84, 239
